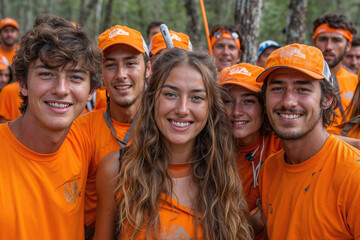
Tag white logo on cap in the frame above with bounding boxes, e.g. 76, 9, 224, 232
109, 28, 129, 38
280, 47, 306, 59
170, 33, 181, 42
230, 66, 251, 76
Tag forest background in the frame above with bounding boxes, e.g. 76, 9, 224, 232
2, 0, 360, 62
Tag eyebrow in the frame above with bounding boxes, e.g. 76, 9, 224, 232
269, 79, 314, 86
241, 92, 258, 97
162, 84, 206, 93
33, 64, 88, 74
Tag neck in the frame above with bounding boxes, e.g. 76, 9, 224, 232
1, 43, 15, 52
281, 125, 329, 165
330, 62, 342, 76
109, 100, 137, 123
167, 142, 193, 164
9, 114, 69, 154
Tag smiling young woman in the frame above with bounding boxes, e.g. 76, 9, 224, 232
94, 48, 252, 240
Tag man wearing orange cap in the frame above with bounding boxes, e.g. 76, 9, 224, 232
0, 17, 20, 64
72, 25, 151, 235
149, 29, 192, 61
255, 43, 360, 239
210, 24, 243, 72
312, 13, 358, 126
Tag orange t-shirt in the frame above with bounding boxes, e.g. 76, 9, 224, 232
0, 82, 22, 121
0, 122, 93, 239
121, 193, 203, 239
259, 135, 360, 239
0, 44, 19, 64
332, 66, 358, 126
237, 134, 282, 211
94, 86, 107, 110
72, 107, 131, 226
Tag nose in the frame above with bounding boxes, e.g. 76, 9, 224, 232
52, 75, 70, 96
232, 99, 244, 117
116, 65, 127, 80
175, 96, 189, 116
325, 40, 333, 51
281, 89, 297, 109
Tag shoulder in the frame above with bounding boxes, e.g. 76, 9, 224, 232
338, 66, 357, 80
97, 150, 121, 182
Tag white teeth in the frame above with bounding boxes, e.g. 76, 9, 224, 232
115, 86, 131, 90
280, 114, 300, 119
234, 121, 246, 125
171, 120, 190, 127
48, 102, 69, 108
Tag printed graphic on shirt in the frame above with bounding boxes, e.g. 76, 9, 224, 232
63, 178, 81, 204
160, 225, 192, 239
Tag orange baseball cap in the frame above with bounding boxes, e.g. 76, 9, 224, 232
219, 63, 264, 93
0, 17, 19, 30
98, 25, 148, 55
256, 43, 332, 84
149, 30, 192, 56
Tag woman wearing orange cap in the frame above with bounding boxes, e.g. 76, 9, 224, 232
219, 63, 282, 237
94, 48, 252, 240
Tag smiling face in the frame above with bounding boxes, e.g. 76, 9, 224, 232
154, 64, 209, 151
265, 69, 325, 140
20, 58, 92, 131
313, 32, 350, 68
224, 85, 262, 146
212, 38, 241, 71
102, 44, 150, 110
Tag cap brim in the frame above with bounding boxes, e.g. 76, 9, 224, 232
221, 80, 261, 93
256, 65, 324, 83
101, 42, 145, 54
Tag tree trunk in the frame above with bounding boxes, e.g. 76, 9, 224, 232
184, 0, 201, 46
286, 0, 307, 44
234, 0, 263, 64
102, 0, 113, 32
94, 0, 103, 39
79, 0, 98, 27
0, 0, 6, 19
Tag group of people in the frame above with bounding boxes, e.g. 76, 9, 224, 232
0, 10, 359, 240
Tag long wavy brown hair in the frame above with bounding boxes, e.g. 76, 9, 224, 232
116, 48, 251, 240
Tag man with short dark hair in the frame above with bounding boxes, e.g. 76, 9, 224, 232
210, 24, 244, 71
146, 21, 163, 44
0, 14, 103, 239
72, 25, 151, 233
0, 17, 19, 64
312, 13, 358, 125
343, 36, 360, 74
256, 43, 360, 239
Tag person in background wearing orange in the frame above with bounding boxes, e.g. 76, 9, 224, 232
328, 70, 360, 139
0, 17, 19, 64
94, 48, 252, 240
312, 13, 358, 126
0, 14, 103, 239
256, 43, 360, 239
343, 36, 360, 74
0, 55, 11, 91
72, 25, 151, 237
210, 24, 244, 72
146, 21, 163, 45
256, 40, 280, 68
149, 29, 192, 62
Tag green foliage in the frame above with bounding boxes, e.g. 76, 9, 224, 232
2, 0, 360, 49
